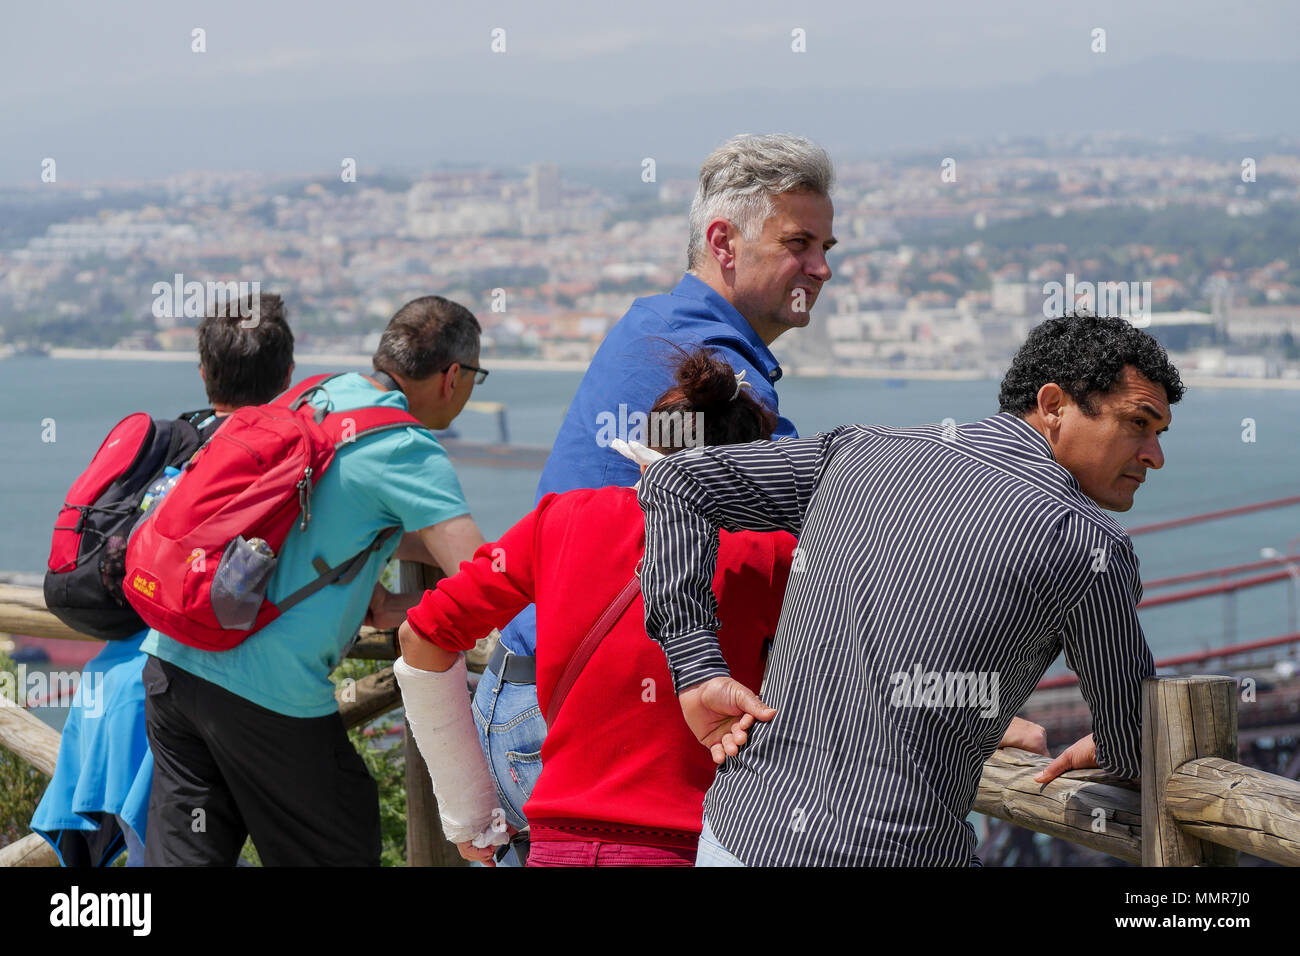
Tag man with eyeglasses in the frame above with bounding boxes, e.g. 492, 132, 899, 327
460, 363, 490, 385
141, 294, 491, 865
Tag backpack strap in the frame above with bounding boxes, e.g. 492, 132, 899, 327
276, 526, 402, 615
370, 370, 402, 393
281, 374, 423, 441
317, 406, 424, 448
545, 566, 643, 728
282, 373, 346, 417
271, 374, 427, 611
177, 407, 216, 425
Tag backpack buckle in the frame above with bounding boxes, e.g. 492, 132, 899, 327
297, 466, 314, 530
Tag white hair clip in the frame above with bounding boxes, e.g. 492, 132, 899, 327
611, 438, 666, 467
732, 369, 755, 401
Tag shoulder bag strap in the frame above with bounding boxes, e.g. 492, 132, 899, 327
545, 567, 642, 728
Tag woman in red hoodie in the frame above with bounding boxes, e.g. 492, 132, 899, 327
395, 346, 793, 866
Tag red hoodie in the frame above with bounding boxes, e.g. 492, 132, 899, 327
406, 485, 795, 849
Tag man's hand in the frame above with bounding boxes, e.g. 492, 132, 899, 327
364, 584, 418, 630
678, 676, 776, 765
998, 716, 1048, 756
1034, 733, 1098, 784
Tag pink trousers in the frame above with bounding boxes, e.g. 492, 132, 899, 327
526, 840, 697, 867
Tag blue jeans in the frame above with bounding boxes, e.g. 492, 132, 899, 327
471, 664, 546, 867
696, 816, 746, 867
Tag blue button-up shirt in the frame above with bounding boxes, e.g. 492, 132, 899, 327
498, 272, 799, 655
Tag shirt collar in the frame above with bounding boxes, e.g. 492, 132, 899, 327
672, 273, 784, 384
989, 412, 1057, 463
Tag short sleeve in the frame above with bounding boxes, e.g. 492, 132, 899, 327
353, 427, 471, 532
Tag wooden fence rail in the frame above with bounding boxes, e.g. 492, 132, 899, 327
1166, 757, 1300, 865
973, 749, 1142, 863
0, 574, 494, 868
975, 674, 1300, 867
4, 586, 1300, 866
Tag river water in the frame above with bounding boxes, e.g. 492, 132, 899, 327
2, 356, 1298, 665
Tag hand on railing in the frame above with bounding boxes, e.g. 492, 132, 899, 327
1034, 733, 1097, 784
998, 716, 1048, 756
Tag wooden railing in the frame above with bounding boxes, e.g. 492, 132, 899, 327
0, 569, 496, 868
975, 749, 1143, 863
4, 586, 1300, 866
977, 675, 1300, 866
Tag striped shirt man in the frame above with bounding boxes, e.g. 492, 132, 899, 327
638, 412, 1156, 866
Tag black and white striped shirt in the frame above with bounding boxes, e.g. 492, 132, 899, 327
638, 413, 1155, 866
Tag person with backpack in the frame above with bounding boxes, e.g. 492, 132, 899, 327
392, 347, 1054, 866
133, 295, 489, 867
32, 293, 296, 866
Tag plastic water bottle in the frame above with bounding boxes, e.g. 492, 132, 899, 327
140, 466, 183, 514
212, 536, 278, 630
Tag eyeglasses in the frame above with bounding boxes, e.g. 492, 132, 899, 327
447, 361, 489, 385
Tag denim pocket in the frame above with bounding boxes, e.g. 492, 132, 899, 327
476, 678, 545, 829
504, 749, 543, 803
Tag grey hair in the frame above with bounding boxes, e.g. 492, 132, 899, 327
373, 295, 481, 381
686, 133, 835, 271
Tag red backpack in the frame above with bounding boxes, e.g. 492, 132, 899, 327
124, 374, 423, 651
44, 409, 218, 641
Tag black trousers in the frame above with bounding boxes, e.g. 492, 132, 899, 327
142, 656, 380, 866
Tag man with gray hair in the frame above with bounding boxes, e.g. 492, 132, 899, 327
475, 133, 839, 864
140, 294, 489, 865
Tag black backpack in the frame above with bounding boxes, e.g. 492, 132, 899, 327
44, 409, 219, 640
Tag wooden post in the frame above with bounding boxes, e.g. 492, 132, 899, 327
0, 697, 60, 777
403, 719, 466, 867
1141, 675, 1238, 866
404, 717, 435, 866
398, 561, 465, 867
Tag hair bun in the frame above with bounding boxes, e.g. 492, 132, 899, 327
676, 348, 737, 406
645, 341, 779, 454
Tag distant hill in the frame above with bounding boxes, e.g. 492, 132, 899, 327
4, 57, 1297, 185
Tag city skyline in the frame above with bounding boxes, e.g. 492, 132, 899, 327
5, 134, 1299, 388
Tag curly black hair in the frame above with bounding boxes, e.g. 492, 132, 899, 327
998, 314, 1185, 417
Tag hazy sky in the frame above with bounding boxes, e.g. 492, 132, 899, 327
2, 0, 1297, 186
